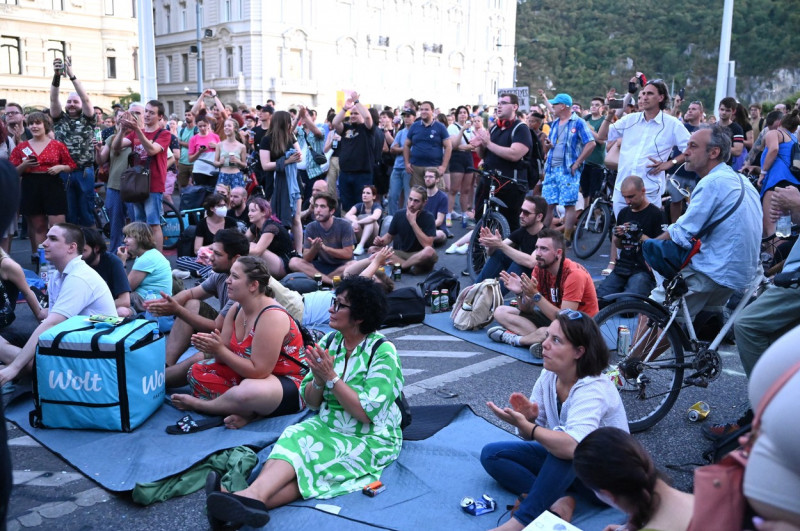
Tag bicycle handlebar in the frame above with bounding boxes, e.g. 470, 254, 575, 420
774, 269, 800, 289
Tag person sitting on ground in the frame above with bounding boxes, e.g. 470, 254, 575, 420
116, 222, 173, 314
0, 247, 48, 348
343, 246, 396, 293
476, 193, 547, 288
245, 197, 294, 280
345, 184, 383, 256
370, 186, 438, 275
595, 176, 663, 305
300, 178, 330, 226
288, 192, 355, 285
422, 167, 450, 246
176, 193, 239, 279
170, 256, 307, 429
205, 276, 403, 528
488, 229, 598, 358
573, 427, 694, 531
0, 223, 116, 385
481, 310, 628, 531
81, 228, 132, 317
226, 186, 250, 232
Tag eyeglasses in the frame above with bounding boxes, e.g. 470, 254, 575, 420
330, 299, 351, 313
497, 101, 512, 106
4, 111, 21, 116
559, 309, 584, 320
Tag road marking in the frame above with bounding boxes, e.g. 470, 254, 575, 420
398, 350, 479, 358
722, 368, 746, 378
381, 323, 423, 335
8, 487, 108, 528
395, 334, 461, 342
8, 435, 41, 447
402, 368, 425, 376
13, 470, 83, 487
404, 356, 517, 397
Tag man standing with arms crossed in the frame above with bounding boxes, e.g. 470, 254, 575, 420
403, 101, 452, 189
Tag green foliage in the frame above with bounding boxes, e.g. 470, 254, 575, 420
515, 0, 800, 108
113, 88, 141, 108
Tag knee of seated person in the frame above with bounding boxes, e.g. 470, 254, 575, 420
493, 305, 517, 320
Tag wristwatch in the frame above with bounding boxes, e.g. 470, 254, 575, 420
671, 159, 678, 165
532, 293, 542, 303
311, 379, 324, 391
325, 376, 341, 390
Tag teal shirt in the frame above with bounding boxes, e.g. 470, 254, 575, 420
132, 249, 173, 298
583, 115, 606, 166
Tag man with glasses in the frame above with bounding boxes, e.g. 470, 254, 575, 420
539, 93, 596, 245
665, 100, 704, 222
488, 228, 598, 358
470, 93, 534, 231
597, 79, 690, 217
3, 103, 30, 144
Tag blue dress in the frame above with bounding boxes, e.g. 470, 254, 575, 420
760, 130, 799, 198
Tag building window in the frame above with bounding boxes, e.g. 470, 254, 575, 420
164, 6, 171, 34
180, 6, 186, 30
51, 0, 64, 10
225, 47, 233, 77
104, 0, 114, 15
132, 47, 138, 79
46, 40, 66, 65
221, 0, 230, 22
183, 100, 191, 114
1, 0, 19, 4
131, 0, 136, 17
286, 49, 302, 79
237, 45, 243, 73
107, 57, 117, 79
0, 36, 21, 75
164, 56, 172, 83
181, 53, 188, 82
167, 101, 174, 115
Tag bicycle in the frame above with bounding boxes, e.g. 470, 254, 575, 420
466, 167, 513, 280
593, 270, 769, 433
92, 183, 111, 238
573, 168, 616, 259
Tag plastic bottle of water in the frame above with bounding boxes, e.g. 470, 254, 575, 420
143, 291, 158, 321
776, 214, 793, 239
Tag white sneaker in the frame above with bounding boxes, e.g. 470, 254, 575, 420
445, 242, 460, 254
172, 269, 191, 280
455, 243, 469, 255
353, 244, 365, 256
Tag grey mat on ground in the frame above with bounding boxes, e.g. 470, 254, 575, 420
252, 408, 624, 530
4, 388, 310, 491
424, 311, 544, 365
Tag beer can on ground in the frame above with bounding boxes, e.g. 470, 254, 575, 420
441, 289, 450, 311
431, 290, 440, 313
393, 262, 402, 281
314, 273, 323, 290
332, 276, 341, 288
688, 401, 711, 422
617, 326, 631, 357
510, 298, 518, 307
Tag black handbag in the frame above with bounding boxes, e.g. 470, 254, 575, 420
120, 130, 163, 203
383, 287, 426, 327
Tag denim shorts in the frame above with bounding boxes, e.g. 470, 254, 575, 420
131, 192, 164, 225
217, 171, 246, 189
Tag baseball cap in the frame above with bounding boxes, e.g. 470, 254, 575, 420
256, 104, 274, 113
401, 109, 416, 117
548, 93, 573, 107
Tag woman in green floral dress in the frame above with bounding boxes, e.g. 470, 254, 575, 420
206, 276, 403, 527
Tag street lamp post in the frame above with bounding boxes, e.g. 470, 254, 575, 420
195, 0, 204, 95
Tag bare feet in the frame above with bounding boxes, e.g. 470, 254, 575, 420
170, 393, 202, 411
549, 495, 576, 523
224, 413, 258, 429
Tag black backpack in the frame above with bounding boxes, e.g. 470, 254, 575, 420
383, 287, 426, 328
417, 267, 460, 308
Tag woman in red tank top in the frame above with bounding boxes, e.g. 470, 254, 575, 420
171, 256, 307, 427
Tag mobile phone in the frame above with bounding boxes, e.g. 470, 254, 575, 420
609, 99, 624, 109
199, 144, 207, 150
628, 81, 637, 94
678, 88, 685, 99
638, 74, 647, 87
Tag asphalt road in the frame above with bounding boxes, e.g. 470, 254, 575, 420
2, 217, 750, 531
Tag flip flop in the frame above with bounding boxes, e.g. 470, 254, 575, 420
165, 414, 224, 435
205, 471, 224, 530
206, 491, 270, 528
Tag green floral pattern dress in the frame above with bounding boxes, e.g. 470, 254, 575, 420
269, 331, 404, 499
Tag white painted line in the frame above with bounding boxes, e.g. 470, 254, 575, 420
404, 356, 517, 397
8, 435, 41, 447
381, 323, 423, 335
395, 334, 461, 342
722, 368, 746, 378
402, 368, 425, 376
398, 350, 479, 358
13, 470, 83, 487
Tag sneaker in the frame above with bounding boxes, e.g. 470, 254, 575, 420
529, 343, 543, 359
701, 409, 753, 441
353, 244, 365, 256
487, 326, 521, 346
445, 242, 461, 254
455, 243, 469, 255
172, 269, 191, 280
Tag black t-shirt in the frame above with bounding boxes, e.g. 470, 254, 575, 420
722, 122, 744, 165
508, 226, 539, 256
252, 125, 268, 148
338, 122, 375, 173
252, 219, 294, 258
196, 216, 237, 247
91, 252, 131, 299
388, 209, 436, 252
259, 133, 296, 161
616, 203, 664, 274
484, 120, 533, 181
227, 207, 250, 230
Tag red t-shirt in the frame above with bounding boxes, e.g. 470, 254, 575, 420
126, 129, 171, 193
10, 140, 76, 173
533, 258, 599, 317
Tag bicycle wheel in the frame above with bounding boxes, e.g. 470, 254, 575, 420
573, 201, 612, 259
161, 199, 184, 251
93, 195, 111, 238
594, 299, 685, 432
467, 210, 510, 280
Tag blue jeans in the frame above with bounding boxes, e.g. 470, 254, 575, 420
62, 167, 95, 227
476, 251, 527, 293
481, 439, 594, 525
595, 269, 656, 305
388, 168, 410, 216
338, 171, 373, 212
105, 187, 126, 252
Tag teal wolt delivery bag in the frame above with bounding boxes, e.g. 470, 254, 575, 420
30, 316, 166, 432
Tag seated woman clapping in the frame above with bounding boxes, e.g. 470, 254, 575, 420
481, 310, 628, 531
205, 276, 403, 528
170, 256, 307, 428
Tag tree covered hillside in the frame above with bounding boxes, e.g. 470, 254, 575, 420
515, 0, 800, 108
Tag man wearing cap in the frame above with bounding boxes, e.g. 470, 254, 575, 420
540, 93, 596, 243
251, 104, 274, 196
387, 109, 416, 215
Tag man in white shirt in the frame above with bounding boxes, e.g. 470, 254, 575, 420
0, 223, 116, 385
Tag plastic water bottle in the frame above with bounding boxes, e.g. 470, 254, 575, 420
39, 262, 52, 287
143, 291, 158, 321
776, 214, 793, 239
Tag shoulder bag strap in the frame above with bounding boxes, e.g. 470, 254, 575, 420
694, 175, 746, 240
743, 360, 800, 454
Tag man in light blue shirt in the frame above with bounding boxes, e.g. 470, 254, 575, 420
651, 125, 761, 318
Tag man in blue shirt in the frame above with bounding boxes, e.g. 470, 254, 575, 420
388, 110, 415, 215
403, 100, 452, 189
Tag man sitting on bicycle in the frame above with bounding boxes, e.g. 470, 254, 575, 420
488, 229, 599, 358
596, 176, 663, 305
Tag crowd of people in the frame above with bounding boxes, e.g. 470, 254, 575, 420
1, 57, 799, 531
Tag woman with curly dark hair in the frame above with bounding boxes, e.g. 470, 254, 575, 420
574, 427, 694, 531
206, 275, 404, 528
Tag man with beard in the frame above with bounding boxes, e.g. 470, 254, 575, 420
422, 168, 449, 245
226, 186, 250, 231
288, 192, 355, 284
370, 186, 438, 274
487, 228, 598, 358
81, 227, 132, 317
49, 57, 97, 228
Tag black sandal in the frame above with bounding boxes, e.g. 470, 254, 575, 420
205, 471, 224, 530
206, 491, 270, 528
165, 414, 224, 434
